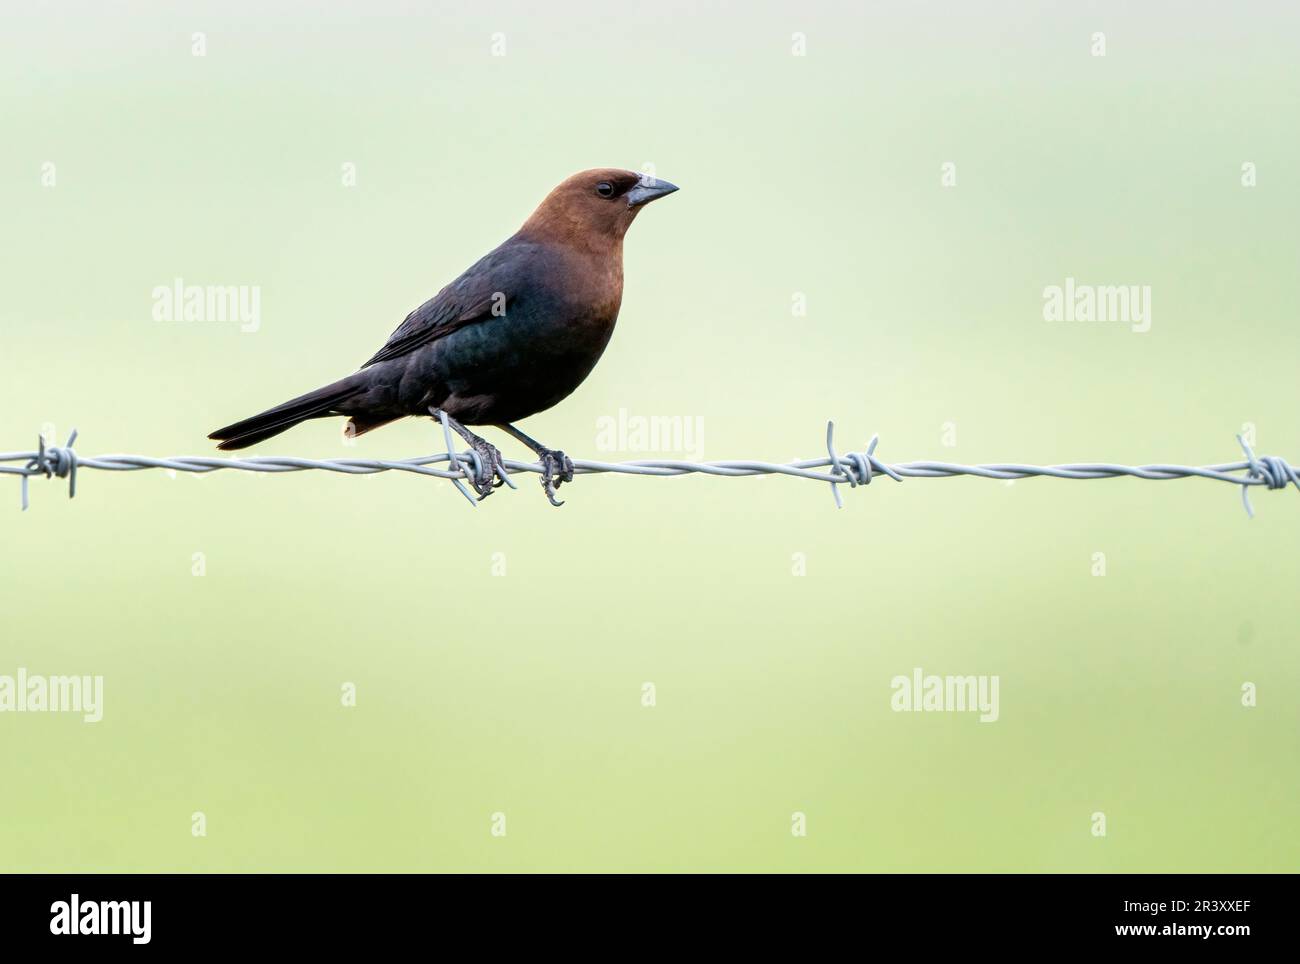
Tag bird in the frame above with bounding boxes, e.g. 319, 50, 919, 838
208, 168, 678, 505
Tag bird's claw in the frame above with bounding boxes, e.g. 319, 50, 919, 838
538, 448, 575, 507
466, 438, 510, 500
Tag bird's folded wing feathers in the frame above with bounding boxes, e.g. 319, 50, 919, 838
362, 250, 519, 368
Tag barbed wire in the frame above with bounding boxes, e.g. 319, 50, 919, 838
2, 423, 1297, 517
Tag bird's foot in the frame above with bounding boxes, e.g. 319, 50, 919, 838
465, 437, 511, 501
538, 448, 575, 507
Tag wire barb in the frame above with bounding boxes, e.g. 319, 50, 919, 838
1235, 434, 1300, 519
1, 423, 1297, 517
824, 421, 903, 508
16, 429, 79, 511
435, 410, 480, 508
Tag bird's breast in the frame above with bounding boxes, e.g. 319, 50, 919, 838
420, 263, 623, 424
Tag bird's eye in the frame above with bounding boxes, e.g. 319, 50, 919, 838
596, 181, 615, 198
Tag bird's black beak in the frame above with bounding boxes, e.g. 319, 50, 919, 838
625, 173, 679, 208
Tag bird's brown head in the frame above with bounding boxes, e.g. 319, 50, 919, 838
519, 168, 679, 248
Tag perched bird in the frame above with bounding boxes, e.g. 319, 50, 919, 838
208, 168, 678, 504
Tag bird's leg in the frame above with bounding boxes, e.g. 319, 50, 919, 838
496, 423, 575, 507
430, 408, 511, 500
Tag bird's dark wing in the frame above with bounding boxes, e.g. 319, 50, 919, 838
362, 246, 523, 369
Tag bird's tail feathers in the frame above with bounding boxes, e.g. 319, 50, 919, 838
208, 374, 364, 451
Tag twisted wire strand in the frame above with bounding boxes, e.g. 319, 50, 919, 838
2, 422, 1296, 516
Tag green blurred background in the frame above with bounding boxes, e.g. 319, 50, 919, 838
2, 0, 1297, 871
